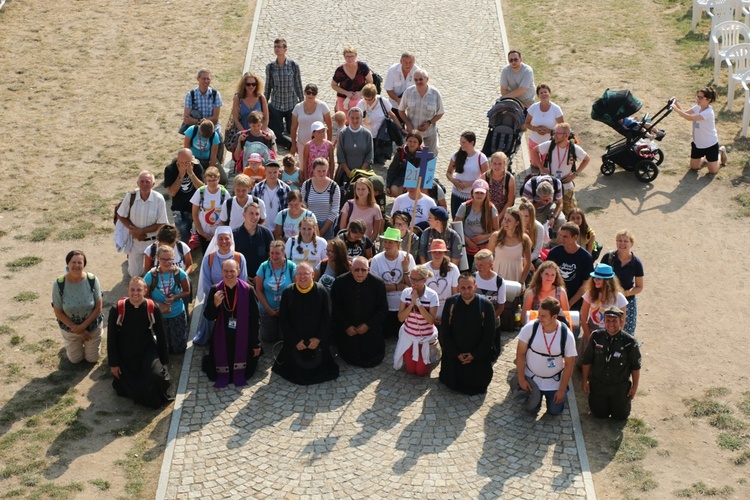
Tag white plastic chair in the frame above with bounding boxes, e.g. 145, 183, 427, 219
740, 73, 750, 135
711, 21, 750, 81
693, 0, 713, 31
707, 0, 741, 56
724, 43, 750, 110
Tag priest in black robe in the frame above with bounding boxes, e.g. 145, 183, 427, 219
108, 277, 172, 409
330, 256, 388, 367
273, 262, 339, 385
439, 273, 496, 395
202, 258, 261, 387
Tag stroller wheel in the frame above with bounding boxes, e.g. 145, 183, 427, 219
600, 161, 616, 176
653, 148, 664, 166
635, 160, 659, 183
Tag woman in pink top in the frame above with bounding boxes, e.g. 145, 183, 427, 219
338, 177, 383, 239
301, 121, 334, 181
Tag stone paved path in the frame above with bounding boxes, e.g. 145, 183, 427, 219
159, 0, 591, 498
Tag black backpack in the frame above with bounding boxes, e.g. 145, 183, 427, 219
149, 242, 186, 264
542, 134, 578, 176
303, 179, 337, 206
226, 195, 262, 227
526, 319, 569, 372
520, 174, 563, 199
372, 72, 383, 94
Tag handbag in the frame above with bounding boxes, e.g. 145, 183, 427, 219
376, 97, 404, 146
224, 121, 240, 152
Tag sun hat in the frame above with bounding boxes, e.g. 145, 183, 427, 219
248, 152, 263, 163
429, 206, 449, 222
311, 121, 327, 132
590, 263, 615, 279
509, 373, 542, 412
379, 227, 402, 242
428, 239, 448, 253
472, 178, 490, 194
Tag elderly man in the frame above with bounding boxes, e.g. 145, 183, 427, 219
273, 262, 339, 385
336, 107, 373, 178
181, 69, 223, 134
164, 148, 205, 243
385, 52, 420, 123
117, 171, 168, 278
398, 69, 444, 156
330, 257, 388, 367
500, 50, 535, 109
520, 175, 565, 235
439, 273, 496, 395
265, 38, 303, 149
532, 122, 590, 216
582, 306, 641, 420
516, 297, 577, 416
546, 222, 594, 311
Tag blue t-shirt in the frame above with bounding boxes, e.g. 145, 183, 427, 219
185, 125, 221, 160
144, 268, 188, 318
256, 260, 296, 311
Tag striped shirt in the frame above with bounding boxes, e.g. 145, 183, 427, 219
302, 180, 340, 223
265, 59, 303, 112
400, 287, 439, 336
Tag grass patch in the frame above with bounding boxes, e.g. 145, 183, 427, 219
4, 362, 23, 379
738, 391, 750, 417
705, 387, 731, 398
111, 418, 141, 438
615, 418, 659, 464
117, 438, 148, 498
12, 291, 39, 302
0, 324, 15, 335
3, 489, 25, 497
20, 339, 57, 354
5, 256, 42, 270
735, 450, 750, 465
57, 221, 96, 241
709, 414, 747, 431
24, 482, 84, 500
684, 397, 732, 417
617, 462, 658, 493
717, 432, 746, 451
674, 481, 734, 497
28, 227, 53, 242
734, 192, 750, 217
7, 313, 33, 321
10, 335, 24, 346
89, 478, 111, 490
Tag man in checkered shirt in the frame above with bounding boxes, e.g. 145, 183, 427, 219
265, 38, 303, 149
398, 69, 445, 157
182, 69, 224, 134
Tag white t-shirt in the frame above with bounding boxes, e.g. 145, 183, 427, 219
143, 241, 191, 270
517, 320, 577, 391
292, 101, 331, 146
370, 251, 416, 311
285, 236, 327, 266
219, 196, 267, 230
400, 286, 440, 336
527, 102, 564, 144
474, 272, 506, 307
260, 185, 280, 231
691, 105, 719, 149
582, 291, 628, 329
451, 151, 488, 197
390, 194, 436, 226
425, 261, 460, 317
357, 96, 393, 138
189, 187, 227, 235
535, 140, 588, 190
273, 209, 317, 240
384, 62, 420, 107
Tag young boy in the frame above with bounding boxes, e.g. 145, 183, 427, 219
242, 153, 266, 184
189, 167, 228, 253
219, 174, 267, 229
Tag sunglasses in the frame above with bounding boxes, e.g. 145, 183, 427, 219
305, 90, 317, 95
509, 58, 520, 62
245, 81, 257, 87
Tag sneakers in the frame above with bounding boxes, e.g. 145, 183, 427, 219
719, 146, 727, 166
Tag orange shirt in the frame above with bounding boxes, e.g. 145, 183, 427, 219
242, 165, 266, 183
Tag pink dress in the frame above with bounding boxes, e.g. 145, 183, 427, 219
306, 140, 333, 178
493, 241, 523, 282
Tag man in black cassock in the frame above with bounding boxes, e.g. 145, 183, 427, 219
330, 256, 388, 367
439, 273, 496, 395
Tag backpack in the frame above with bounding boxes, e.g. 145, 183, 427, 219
56, 272, 97, 299
484, 170, 512, 196
279, 208, 314, 233
520, 174, 563, 200
116, 298, 156, 330
147, 266, 183, 294
372, 72, 383, 94
113, 190, 137, 225
525, 319, 570, 379
446, 295, 486, 326
149, 243, 186, 266
473, 272, 503, 303
226, 196, 262, 226
198, 185, 228, 211
303, 179, 337, 206
542, 134, 578, 177
207, 251, 242, 269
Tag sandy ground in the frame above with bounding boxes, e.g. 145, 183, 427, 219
0, 0, 749, 498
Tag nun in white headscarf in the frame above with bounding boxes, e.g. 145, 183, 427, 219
192, 227, 249, 345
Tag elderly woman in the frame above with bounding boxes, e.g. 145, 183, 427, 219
291, 83, 333, 157
184, 119, 220, 170
144, 245, 191, 354
522, 84, 565, 171
331, 45, 373, 114
52, 250, 104, 364
193, 227, 249, 346
232, 71, 269, 132
272, 262, 340, 385
601, 229, 644, 335
394, 264, 439, 376
336, 107, 374, 179
107, 277, 171, 408
255, 239, 297, 342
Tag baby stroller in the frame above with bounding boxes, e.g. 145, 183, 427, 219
591, 89, 674, 183
481, 97, 525, 173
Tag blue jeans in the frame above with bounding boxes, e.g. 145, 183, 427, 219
172, 210, 194, 244
528, 387, 568, 416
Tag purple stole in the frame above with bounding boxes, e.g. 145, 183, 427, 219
213, 279, 250, 388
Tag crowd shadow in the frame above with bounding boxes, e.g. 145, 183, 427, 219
392, 386, 484, 474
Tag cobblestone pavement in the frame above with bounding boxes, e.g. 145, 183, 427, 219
160, 0, 589, 497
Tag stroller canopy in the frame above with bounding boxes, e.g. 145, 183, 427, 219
481, 97, 525, 165
591, 89, 643, 128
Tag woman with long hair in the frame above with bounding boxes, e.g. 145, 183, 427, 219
518, 198, 545, 272
521, 261, 570, 325
446, 130, 489, 218
232, 71, 269, 131
285, 216, 327, 266
567, 208, 596, 255
580, 263, 628, 342
488, 207, 532, 283
315, 238, 351, 291
454, 178, 499, 269
339, 177, 383, 239
424, 239, 459, 322
483, 151, 515, 218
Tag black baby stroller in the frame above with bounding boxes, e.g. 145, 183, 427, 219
481, 97, 525, 173
591, 89, 674, 183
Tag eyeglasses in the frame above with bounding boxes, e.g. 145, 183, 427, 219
509, 58, 520, 62
245, 81, 257, 87
696, 95, 706, 100
553, 131, 568, 136
414, 78, 425, 82
159, 258, 174, 263
409, 276, 425, 282
305, 90, 317, 95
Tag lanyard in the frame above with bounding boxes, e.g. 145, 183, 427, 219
272, 263, 285, 291
542, 327, 558, 356
160, 270, 174, 297
556, 145, 569, 172
223, 285, 238, 317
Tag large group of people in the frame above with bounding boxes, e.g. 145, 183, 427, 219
57, 43, 646, 421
